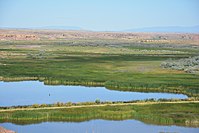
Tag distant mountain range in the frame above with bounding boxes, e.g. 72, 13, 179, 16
1, 25, 199, 33
33, 26, 83, 30
0, 26, 83, 31
124, 25, 199, 33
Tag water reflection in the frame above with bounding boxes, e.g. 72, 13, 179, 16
1, 120, 198, 133
0, 81, 187, 107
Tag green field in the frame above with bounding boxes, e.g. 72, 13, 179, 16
0, 40, 199, 97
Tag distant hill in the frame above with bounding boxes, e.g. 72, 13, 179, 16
35, 26, 83, 30
0, 26, 83, 31
1, 25, 199, 33
125, 25, 199, 33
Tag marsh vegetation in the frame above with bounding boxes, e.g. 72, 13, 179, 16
0, 39, 199, 97
0, 102, 198, 127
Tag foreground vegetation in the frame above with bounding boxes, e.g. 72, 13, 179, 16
1, 98, 198, 110
0, 102, 198, 127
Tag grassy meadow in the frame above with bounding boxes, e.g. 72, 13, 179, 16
0, 39, 199, 97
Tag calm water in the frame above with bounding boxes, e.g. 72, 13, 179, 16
0, 81, 187, 107
1, 120, 199, 133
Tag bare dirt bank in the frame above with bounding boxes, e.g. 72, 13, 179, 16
0, 127, 15, 133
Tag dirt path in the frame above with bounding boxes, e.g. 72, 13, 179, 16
0, 101, 198, 112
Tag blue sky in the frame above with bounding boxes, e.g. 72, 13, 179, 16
0, 0, 199, 31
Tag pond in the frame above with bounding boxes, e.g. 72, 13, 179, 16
1, 120, 198, 133
0, 81, 187, 107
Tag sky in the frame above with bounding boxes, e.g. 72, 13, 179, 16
0, 0, 199, 31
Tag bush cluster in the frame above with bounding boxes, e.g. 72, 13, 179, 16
161, 56, 199, 73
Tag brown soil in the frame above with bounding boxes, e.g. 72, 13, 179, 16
0, 127, 15, 133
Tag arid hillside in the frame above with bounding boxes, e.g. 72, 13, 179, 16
0, 29, 199, 45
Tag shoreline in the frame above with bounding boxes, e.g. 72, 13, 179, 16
1, 101, 198, 112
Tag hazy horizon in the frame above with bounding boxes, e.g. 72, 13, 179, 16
1, 25, 199, 33
0, 0, 199, 31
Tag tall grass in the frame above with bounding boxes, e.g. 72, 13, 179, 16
0, 103, 198, 127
